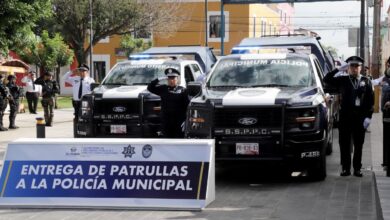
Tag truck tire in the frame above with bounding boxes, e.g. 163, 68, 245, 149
73, 119, 80, 138
308, 152, 326, 181
326, 129, 333, 155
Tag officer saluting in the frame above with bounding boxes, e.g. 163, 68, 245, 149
63, 64, 95, 120
324, 56, 374, 177
147, 67, 190, 138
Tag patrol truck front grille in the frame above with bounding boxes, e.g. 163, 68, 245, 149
94, 99, 140, 115
214, 107, 282, 128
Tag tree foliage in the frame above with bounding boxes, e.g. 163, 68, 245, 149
19, 31, 74, 79
0, 0, 52, 56
50, 0, 185, 65
120, 35, 152, 57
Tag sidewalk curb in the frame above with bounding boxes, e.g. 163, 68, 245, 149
374, 172, 385, 220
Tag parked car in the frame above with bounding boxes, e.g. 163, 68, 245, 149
142, 46, 217, 74
75, 57, 205, 138
185, 52, 334, 180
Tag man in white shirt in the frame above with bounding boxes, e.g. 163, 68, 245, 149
22, 71, 40, 114
63, 64, 95, 119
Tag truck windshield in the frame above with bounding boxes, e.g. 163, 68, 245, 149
103, 63, 180, 85
207, 57, 313, 88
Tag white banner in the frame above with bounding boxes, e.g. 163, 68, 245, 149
0, 138, 215, 210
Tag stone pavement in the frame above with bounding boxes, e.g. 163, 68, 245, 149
370, 112, 390, 220
0, 109, 388, 220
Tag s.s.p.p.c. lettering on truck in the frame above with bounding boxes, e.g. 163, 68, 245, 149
185, 53, 334, 180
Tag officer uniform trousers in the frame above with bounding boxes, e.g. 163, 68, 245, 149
9, 99, 19, 127
0, 97, 7, 129
42, 97, 55, 126
26, 91, 38, 113
338, 110, 366, 171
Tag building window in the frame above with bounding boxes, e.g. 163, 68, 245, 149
98, 37, 110, 43
208, 11, 229, 42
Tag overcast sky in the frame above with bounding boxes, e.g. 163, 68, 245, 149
292, 0, 389, 59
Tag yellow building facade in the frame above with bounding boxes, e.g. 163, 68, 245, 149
91, 1, 292, 81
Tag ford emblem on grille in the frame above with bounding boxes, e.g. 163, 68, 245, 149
238, 117, 257, 125
113, 106, 126, 113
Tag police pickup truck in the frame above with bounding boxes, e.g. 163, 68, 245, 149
75, 57, 205, 137
185, 53, 334, 180
231, 35, 340, 135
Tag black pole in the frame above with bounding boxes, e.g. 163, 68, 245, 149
360, 0, 365, 60
205, 0, 208, 46
36, 117, 45, 138
220, 2, 224, 56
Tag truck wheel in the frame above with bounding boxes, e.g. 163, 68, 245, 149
326, 129, 333, 155
308, 153, 326, 181
73, 119, 80, 138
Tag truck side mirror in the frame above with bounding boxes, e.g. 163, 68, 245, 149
187, 82, 202, 97
91, 83, 100, 91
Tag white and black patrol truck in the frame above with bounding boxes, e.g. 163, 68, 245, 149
185, 53, 334, 180
75, 57, 205, 137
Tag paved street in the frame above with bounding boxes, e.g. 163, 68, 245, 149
0, 109, 385, 220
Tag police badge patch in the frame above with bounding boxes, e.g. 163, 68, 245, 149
122, 145, 135, 158
142, 144, 153, 158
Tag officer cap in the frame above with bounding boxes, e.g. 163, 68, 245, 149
78, 63, 89, 72
345, 56, 364, 65
7, 75, 15, 81
164, 67, 180, 77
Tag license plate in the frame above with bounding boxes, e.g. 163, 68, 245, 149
110, 125, 127, 134
236, 143, 259, 155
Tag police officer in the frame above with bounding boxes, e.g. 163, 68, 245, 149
372, 57, 390, 169
36, 72, 59, 126
0, 74, 9, 131
147, 67, 190, 138
63, 64, 95, 120
324, 56, 374, 177
22, 71, 39, 114
6, 75, 22, 129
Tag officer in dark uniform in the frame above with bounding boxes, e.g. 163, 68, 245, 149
6, 75, 22, 129
147, 67, 190, 138
0, 74, 9, 131
35, 72, 59, 126
324, 56, 374, 177
372, 57, 390, 169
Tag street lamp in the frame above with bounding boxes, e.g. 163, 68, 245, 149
205, 0, 208, 46
89, 0, 94, 79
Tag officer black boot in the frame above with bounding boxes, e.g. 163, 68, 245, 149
9, 116, 18, 129
47, 115, 53, 127
44, 115, 50, 126
0, 116, 7, 131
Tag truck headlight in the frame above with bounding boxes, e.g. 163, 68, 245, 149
189, 109, 206, 130
81, 100, 91, 117
296, 109, 316, 130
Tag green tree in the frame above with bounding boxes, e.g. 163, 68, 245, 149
120, 35, 152, 57
0, 0, 52, 56
19, 31, 74, 82
50, 0, 185, 65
